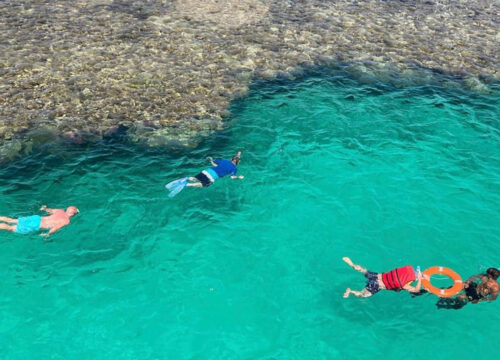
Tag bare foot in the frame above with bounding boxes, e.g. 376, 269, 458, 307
342, 257, 364, 271
343, 288, 351, 298
342, 257, 354, 267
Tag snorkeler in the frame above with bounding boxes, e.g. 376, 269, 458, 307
342, 257, 422, 298
436, 268, 499, 309
166, 152, 244, 197
0, 205, 79, 237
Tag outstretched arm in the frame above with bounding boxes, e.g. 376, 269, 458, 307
39, 224, 64, 237
40, 205, 57, 215
488, 287, 499, 301
464, 273, 487, 288
207, 157, 217, 167
476, 284, 499, 303
403, 272, 422, 293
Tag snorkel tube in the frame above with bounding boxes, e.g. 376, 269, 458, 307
232, 151, 242, 165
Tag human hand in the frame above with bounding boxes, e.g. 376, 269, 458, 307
463, 282, 469, 289
239, 175, 244, 179
40, 205, 47, 210
41, 234, 52, 242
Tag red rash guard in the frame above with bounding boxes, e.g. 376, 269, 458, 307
382, 265, 416, 290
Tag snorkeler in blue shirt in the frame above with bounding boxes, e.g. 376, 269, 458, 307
187, 152, 244, 188
165, 152, 244, 197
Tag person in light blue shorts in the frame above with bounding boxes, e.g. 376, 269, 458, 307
15, 215, 42, 234
0, 215, 42, 234
0, 205, 79, 237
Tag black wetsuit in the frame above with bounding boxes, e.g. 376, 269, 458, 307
465, 282, 484, 302
436, 282, 484, 310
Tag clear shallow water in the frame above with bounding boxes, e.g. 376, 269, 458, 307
2, 0, 499, 146
0, 69, 499, 359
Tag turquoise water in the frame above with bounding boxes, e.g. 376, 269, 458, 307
1, 68, 499, 359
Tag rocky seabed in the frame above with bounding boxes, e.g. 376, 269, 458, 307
0, 0, 498, 158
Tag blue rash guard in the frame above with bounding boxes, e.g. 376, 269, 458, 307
211, 159, 237, 178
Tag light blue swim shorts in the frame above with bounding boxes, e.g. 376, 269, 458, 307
16, 215, 42, 234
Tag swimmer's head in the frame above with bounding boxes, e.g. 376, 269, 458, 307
486, 268, 499, 280
231, 151, 242, 165
66, 206, 80, 217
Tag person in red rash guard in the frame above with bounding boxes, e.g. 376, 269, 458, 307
342, 257, 422, 298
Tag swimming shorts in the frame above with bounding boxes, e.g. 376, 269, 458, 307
15, 215, 42, 234
195, 169, 219, 187
364, 271, 380, 295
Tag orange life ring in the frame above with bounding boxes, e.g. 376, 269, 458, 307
422, 266, 463, 298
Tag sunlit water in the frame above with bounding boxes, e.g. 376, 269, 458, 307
0, 69, 499, 359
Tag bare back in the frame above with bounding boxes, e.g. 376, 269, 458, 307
40, 210, 70, 232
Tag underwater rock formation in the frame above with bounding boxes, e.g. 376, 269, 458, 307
0, 0, 498, 154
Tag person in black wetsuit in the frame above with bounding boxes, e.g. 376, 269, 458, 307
437, 268, 499, 309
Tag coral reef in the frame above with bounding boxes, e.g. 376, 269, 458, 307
0, 0, 498, 154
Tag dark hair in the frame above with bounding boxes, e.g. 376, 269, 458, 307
231, 155, 240, 165
486, 268, 499, 280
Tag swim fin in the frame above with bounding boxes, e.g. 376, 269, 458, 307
436, 297, 467, 310
165, 177, 188, 198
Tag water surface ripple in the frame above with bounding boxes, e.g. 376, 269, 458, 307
0, 69, 499, 359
